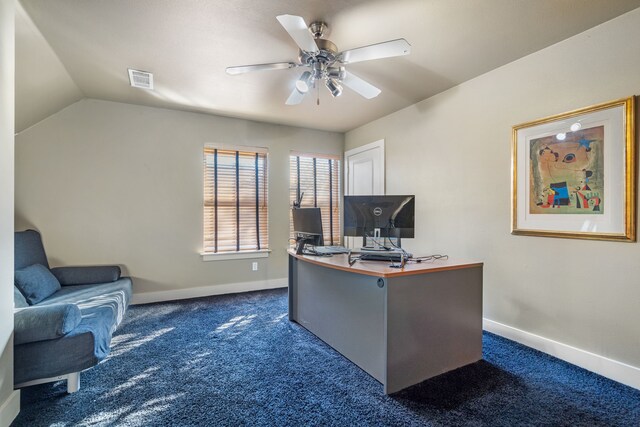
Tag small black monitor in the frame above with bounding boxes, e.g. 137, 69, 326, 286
343, 195, 415, 246
292, 207, 324, 252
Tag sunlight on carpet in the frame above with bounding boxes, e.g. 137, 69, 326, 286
13, 289, 640, 427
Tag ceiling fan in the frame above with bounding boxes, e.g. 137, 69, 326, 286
226, 15, 411, 105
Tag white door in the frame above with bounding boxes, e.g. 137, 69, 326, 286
344, 140, 385, 247
345, 139, 385, 196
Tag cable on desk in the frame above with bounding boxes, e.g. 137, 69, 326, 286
364, 233, 411, 256
410, 254, 449, 263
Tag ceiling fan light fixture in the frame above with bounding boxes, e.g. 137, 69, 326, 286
326, 78, 343, 97
327, 66, 346, 80
295, 71, 313, 93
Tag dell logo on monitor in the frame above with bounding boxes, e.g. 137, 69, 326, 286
373, 207, 383, 216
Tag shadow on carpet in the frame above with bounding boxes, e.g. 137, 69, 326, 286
13, 288, 640, 426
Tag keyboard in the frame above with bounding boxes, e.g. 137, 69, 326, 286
358, 250, 412, 262
310, 245, 351, 255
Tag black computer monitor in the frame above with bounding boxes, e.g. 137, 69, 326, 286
343, 195, 415, 248
292, 207, 324, 253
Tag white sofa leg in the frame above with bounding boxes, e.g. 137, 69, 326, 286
67, 372, 80, 393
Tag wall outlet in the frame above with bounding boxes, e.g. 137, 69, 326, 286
252, 262, 258, 271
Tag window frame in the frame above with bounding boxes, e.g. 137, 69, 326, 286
202, 144, 269, 260
289, 151, 342, 246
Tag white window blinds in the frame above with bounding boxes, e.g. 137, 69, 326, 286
204, 146, 268, 253
289, 153, 341, 245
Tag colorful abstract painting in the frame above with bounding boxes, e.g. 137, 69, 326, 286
529, 125, 604, 214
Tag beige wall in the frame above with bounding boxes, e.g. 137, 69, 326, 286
346, 8, 640, 367
0, 0, 18, 425
15, 99, 343, 295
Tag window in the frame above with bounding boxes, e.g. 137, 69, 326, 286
204, 145, 268, 254
289, 153, 341, 245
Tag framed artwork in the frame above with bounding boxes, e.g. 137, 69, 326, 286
512, 97, 636, 241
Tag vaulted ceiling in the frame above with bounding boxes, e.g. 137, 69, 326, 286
15, 0, 640, 133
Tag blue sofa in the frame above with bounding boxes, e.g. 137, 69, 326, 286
13, 230, 132, 393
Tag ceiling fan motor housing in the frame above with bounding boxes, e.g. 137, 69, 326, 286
299, 37, 340, 88
299, 39, 337, 65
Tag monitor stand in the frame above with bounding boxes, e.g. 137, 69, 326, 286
295, 235, 322, 255
295, 238, 307, 255
362, 229, 401, 251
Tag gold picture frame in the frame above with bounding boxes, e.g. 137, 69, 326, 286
512, 97, 636, 241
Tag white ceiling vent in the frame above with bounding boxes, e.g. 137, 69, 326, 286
128, 68, 154, 90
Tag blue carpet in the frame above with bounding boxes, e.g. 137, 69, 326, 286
12, 288, 640, 426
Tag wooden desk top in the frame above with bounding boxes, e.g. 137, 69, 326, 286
288, 249, 483, 278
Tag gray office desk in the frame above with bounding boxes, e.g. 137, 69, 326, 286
288, 250, 483, 394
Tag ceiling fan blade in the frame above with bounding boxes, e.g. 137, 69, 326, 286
338, 38, 411, 64
342, 72, 381, 99
226, 62, 298, 75
285, 87, 307, 105
276, 15, 319, 53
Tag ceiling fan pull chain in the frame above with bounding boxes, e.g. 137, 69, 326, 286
317, 82, 320, 106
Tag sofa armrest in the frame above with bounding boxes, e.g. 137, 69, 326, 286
14, 304, 82, 345
50, 266, 121, 286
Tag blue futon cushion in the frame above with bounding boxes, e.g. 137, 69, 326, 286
14, 286, 29, 308
15, 264, 61, 305
51, 265, 121, 286
14, 304, 82, 345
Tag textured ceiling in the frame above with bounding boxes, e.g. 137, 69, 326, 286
17, 0, 640, 132
15, 2, 82, 133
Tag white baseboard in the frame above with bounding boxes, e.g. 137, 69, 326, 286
0, 390, 20, 427
131, 278, 288, 305
484, 318, 640, 390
